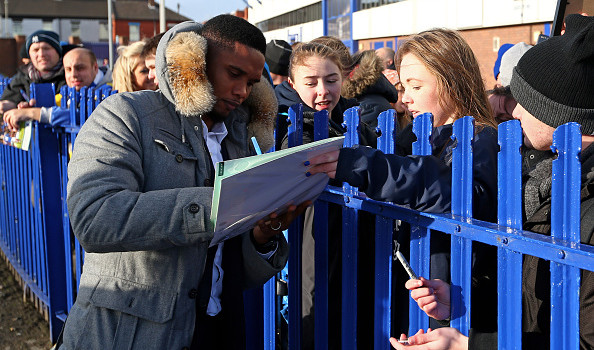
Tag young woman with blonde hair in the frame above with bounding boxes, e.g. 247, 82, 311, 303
112, 41, 157, 92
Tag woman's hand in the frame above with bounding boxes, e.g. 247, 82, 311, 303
252, 200, 311, 244
390, 328, 468, 350
306, 149, 340, 179
406, 277, 451, 321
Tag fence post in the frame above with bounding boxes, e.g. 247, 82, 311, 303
287, 103, 304, 350
550, 122, 581, 350
31, 83, 68, 342
496, 120, 523, 349
374, 109, 395, 350
313, 109, 330, 349
341, 106, 360, 350
449, 116, 474, 335
410, 113, 432, 333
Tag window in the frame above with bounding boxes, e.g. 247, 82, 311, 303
99, 21, 109, 42
71, 20, 81, 37
129, 23, 140, 42
13, 20, 23, 36
43, 20, 53, 31
255, 2, 322, 32
358, 0, 400, 11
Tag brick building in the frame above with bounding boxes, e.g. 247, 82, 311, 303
0, 0, 190, 77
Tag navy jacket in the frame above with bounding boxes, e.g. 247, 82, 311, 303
335, 123, 498, 220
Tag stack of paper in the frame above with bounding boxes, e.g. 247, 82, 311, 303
210, 136, 344, 246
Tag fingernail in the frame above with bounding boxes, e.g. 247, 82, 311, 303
305, 172, 311, 177
303, 161, 310, 166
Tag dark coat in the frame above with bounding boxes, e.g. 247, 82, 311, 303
335, 123, 498, 218
275, 80, 377, 149
345, 74, 398, 129
469, 143, 594, 350
341, 52, 398, 129
1, 64, 66, 104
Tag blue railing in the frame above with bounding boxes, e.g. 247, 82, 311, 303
0, 83, 115, 342
270, 104, 594, 350
1, 85, 593, 349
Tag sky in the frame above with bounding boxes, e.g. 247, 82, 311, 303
170, 0, 249, 23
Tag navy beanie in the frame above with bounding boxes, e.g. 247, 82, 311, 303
26, 30, 62, 56
510, 14, 594, 135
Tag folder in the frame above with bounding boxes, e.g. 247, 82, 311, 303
209, 136, 345, 246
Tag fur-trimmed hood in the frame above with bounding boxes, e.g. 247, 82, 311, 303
155, 21, 278, 151
341, 54, 398, 103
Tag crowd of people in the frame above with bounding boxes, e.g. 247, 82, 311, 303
0, 11, 592, 350
0, 27, 159, 132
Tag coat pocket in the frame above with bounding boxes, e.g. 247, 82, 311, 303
79, 277, 178, 349
89, 277, 176, 323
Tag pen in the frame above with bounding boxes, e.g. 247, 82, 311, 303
20, 89, 30, 103
251, 136, 262, 155
395, 242, 418, 280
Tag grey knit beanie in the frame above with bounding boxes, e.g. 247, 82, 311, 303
499, 42, 532, 87
510, 14, 594, 135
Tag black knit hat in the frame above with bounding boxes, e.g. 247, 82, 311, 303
26, 30, 62, 57
265, 39, 292, 76
510, 14, 594, 135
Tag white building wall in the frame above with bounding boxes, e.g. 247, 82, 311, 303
22, 19, 43, 35
263, 20, 324, 43
248, 0, 557, 41
6, 18, 102, 42
352, 0, 556, 39
248, 0, 320, 23
80, 20, 101, 42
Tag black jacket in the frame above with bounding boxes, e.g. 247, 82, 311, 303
1, 64, 66, 104
275, 81, 377, 149
469, 143, 594, 350
351, 75, 398, 129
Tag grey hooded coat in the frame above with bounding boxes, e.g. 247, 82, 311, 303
60, 21, 284, 349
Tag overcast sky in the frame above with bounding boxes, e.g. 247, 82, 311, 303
169, 0, 249, 23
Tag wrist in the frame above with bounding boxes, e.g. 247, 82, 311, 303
250, 230, 279, 254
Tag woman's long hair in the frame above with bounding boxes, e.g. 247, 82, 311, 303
112, 41, 145, 93
396, 29, 497, 129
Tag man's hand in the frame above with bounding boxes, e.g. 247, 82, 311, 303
17, 98, 36, 109
0, 100, 17, 115
3, 108, 42, 131
252, 200, 312, 244
389, 328, 468, 350
306, 149, 340, 179
406, 277, 451, 321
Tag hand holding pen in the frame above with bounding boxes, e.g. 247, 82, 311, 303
18, 89, 36, 109
395, 241, 450, 321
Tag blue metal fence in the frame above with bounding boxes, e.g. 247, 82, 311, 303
1, 86, 593, 349
0, 83, 115, 342
272, 104, 594, 350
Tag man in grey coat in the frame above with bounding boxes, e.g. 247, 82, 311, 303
58, 16, 305, 349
